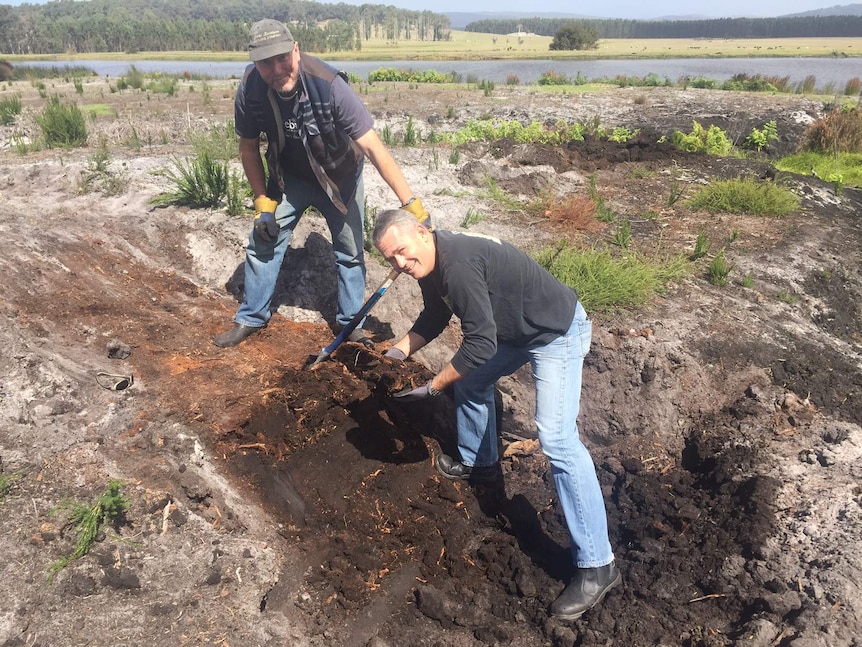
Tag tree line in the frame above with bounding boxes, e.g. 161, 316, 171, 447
0, 0, 452, 56
467, 15, 862, 39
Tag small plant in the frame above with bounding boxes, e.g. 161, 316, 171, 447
448, 148, 461, 165
740, 273, 754, 288
125, 124, 142, 150
691, 230, 712, 260
73, 78, 84, 95
446, 106, 455, 119
744, 120, 779, 152
381, 124, 393, 146
48, 480, 129, 581
667, 180, 683, 207
461, 207, 485, 228
708, 248, 732, 286
612, 219, 631, 248
777, 291, 800, 304
429, 149, 440, 171
403, 116, 419, 146
506, 74, 520, 86
36, 95, 87, 148
225, 169, 246, 217
78, 135, 128, 196
0, 472, 19, 502
626, 166, 655, 180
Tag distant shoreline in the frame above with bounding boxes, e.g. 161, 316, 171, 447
5, 36, 861, 63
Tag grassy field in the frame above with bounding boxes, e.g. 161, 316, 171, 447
6, 32, 861, 63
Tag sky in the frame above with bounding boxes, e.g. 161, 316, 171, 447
0, 0, 846, 19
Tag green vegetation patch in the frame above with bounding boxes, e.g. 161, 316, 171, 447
533, 243, 687, 312
447, 118, 585, 146
688, 177, 800, 216
776, 151, 862, 190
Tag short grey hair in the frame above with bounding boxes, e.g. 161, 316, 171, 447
371, 208, 420, 247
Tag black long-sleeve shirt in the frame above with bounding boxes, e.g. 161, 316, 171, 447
411, 231, 579, 377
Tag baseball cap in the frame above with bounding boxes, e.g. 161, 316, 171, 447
248, 19, 296, 62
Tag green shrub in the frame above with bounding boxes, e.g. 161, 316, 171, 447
36, 95, 87, 148
538, 71, 571, 86
721, 73, 780, 93
671, 121, 732, 156
688, 177, 800, 216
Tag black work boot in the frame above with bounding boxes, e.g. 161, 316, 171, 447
213, 323, 262, 348
550, 561, 621, 620
436, 454, 498, 483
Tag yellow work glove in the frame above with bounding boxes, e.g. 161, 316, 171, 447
253, 196, 280, 242
401, 196, 432, 229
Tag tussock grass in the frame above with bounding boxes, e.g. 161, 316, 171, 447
687, 177, 800, 216
36, 95, 87, 148
533, 242, 687, 312
0, 94, 22, 125
151, 150, 229, 208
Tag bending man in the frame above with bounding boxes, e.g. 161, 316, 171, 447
373, 209, 619, 620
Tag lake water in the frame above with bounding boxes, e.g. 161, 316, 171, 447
25, 57, 861, 88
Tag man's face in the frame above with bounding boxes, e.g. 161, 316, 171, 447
254, 44, 300, 94
376, 223, 435, 280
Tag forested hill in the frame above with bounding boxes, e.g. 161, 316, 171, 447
0, 0, 451, 56
464, 13, 862, 38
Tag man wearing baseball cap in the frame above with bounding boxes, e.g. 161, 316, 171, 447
214, 19, 431, 347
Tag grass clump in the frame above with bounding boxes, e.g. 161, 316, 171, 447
48, 480, 129, 581
687, 177, 800, 216
0, 94, 22, 125
36, 95, 87, 148
151, 150, 229, 208
708, 248, 733, 286
533, 242, 686, 312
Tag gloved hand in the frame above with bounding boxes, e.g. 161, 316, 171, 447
253, 196, 280, 242
401, 197, 432, 230
392, 380, 441, 402
384, 347, 407, 361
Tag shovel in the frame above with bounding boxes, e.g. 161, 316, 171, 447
306, 268, 400, 369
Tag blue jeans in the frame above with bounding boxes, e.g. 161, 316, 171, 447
235, 176, 366, 329
452, 302, 614, 568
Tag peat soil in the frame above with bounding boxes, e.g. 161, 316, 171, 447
0, 78, 861, 647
